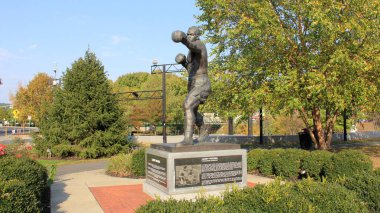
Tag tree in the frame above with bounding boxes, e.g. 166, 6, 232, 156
113, 72, 187, 133
0, 108, 12, 122
196, 0, 380, 149
10, 73, 53, 126
36, 50, 126, 158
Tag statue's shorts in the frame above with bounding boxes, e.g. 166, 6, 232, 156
187, 75, 211, 104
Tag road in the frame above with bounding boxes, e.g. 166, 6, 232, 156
0, 127, 39, 136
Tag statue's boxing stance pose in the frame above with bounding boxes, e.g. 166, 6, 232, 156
172, 26, 211, 145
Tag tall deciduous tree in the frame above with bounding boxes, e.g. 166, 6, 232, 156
37, 50, 126, 158
113, 72, 187, 132
10, 73, 53, 125
197, 0, 380, 149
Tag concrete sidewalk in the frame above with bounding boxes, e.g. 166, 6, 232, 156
51, 169, 274, 213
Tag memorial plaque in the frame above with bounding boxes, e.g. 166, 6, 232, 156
146, 154, 167, 188
175, 155, 242, 188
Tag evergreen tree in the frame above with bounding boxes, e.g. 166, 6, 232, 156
36, 50, 126, 158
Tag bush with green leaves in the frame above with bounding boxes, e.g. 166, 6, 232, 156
223, 179, 368, 212
0, 179, 40, 213
0, 155, 49, 212
374, 168, 380, 176
301, 150, 333, 180
338, 172, 380, 212
137, 179, 368, 212
107, 148, 145, 177
52, 144, 81, 158
272, 148, 309, 178
130, 148, 146, 177
107, 153, 133, 177
257, 149, 285, 176
324, 149, 373, 180
247, 148, 268, 172
136, 197, 224, 213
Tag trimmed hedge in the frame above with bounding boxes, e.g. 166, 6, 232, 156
338, 172, 380, 212
0, 155, 49, 212
272, 149, 308, 178
248, 148, 373, 181
136, 197, 223, 213
301, 150, 333, 180
258, 149, 285, 176
0, 179, 40, 213
137, 179, 369, 212
324, 149, 373, 180
247, 148, 268, 172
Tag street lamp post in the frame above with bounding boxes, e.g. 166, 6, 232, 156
151, 60, 185, 143
259, 107, 264, 144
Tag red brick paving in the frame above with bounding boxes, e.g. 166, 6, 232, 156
90, 182, 255, 213
89, 184, 153, 213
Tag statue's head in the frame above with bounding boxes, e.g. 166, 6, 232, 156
187, 26, 200, 42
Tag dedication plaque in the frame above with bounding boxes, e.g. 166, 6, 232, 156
146, 154, 167, 187
175, 155, 242, 188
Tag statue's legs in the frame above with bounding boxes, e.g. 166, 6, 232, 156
182, 94, 200, 144
195, 108, 209, 142
180, 76, 211, 145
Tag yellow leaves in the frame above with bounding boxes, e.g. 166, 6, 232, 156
12, 73, 54, 124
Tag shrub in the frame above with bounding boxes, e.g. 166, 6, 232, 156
257, 149, 285, 176
136, 197, 224, 213
292, 179, 368, 212
0, 156, 48, 197
247, 149, 268, 172
107, 148, 146, 177
107, 153, 133, 177
338, 172, 380, 212
105, 144, 123, 156
272, 149, 309, 178
130, 148, 146, 177
301, 150, 333, 180
79, 147, 106, 159
223, 178, 368, 212
324, 150, 373, 180
138, 179, 368, 212
223, 180, 308, 212
3, 139, 33, 158
0, 179, 40, 213
0, 156, 48, 212
0, 144, 6, 156
374, 168, 380, 176
52, 144, 80, 158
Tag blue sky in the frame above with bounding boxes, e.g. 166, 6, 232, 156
0, 0, 202, 103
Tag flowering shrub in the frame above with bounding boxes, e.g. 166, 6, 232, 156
0, 144, 6, 156
2, 139, 34, 158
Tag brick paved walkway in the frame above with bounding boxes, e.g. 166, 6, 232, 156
90, 182, 256, 212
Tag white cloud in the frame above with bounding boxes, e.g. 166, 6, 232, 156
110, 35, 130, 45
28, 44, 38, 49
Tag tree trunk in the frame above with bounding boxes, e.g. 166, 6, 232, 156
312, 107, 328, 150
300, 107, 338, 150
325, 109, 339, 149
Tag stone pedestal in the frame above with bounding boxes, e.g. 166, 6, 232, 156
143, 143, 247, 200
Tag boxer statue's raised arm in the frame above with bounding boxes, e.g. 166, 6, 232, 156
172, 26, 211, 145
